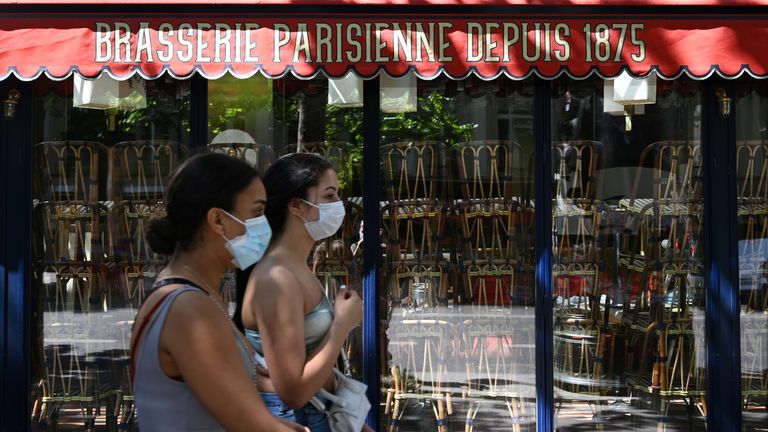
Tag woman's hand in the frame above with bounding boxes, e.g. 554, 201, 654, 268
332, 288, 363, 333
362, 423, 375, 432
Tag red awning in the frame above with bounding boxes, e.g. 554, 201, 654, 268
3, 1, 768, 5
1, 14, 767, 81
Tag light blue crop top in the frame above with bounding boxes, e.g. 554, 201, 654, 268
245, 293, 333, 357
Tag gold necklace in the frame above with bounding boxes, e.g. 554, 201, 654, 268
175, 262, 259, 386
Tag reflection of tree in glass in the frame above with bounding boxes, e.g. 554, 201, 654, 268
381, 92, 475, 147
207, 78, 272, 137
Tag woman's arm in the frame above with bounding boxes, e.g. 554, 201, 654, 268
162, 292, 304, 432
251, 267, 361, 409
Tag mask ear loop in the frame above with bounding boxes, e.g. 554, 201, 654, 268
298, 198, 321, 223
218, 209, 247, 243
219, 208, 246, 226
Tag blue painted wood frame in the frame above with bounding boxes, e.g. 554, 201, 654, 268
362, 76, 381, 430
534, 78, 554, 432
190, 75, 209, 149
703, 80, 741, 432
0, 79, 8, 432
0, 78, 32, 432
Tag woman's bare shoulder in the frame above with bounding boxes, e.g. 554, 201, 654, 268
249, 257, 304, 295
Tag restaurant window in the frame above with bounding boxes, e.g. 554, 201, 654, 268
29, 74, 191, 430
734, 79, 768, 432
550, 75, 706, 430
378, 73, 537, 431
28, 70, 366, 430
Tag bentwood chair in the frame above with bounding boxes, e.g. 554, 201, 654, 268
111, 140, 188, 201
385, 319, 461, 432
36, 201, 110, 265
33, 265, 107, 431
34, 141, 109, 203
461, 311, 535, 432
380, 141, 449, 307
110, 200, 167, 266
381, 200, 448, 309
453, 140, 533, 307
551, 140, 606, 319
453, 140, 525, 202
455, 199, 526, 308
381, 141, 447, 203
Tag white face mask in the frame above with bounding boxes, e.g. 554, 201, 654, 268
220, 210, 272, 269
300, 199, 346, 241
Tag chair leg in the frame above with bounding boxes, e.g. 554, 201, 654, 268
505, 398, 521, 432
433, 399, 447, 432
389, 399, 402, 432
464, 401, 479, 432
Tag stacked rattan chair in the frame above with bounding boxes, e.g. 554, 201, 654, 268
380, 141, 455, 430
381, 141, 449, 310
450, 140, 536, 430
107, 139, 189, 429
453, 140, 531, 308
617, 140, 707, 429
735, 140, 768, 415
550, 140, 619, 424
31, 140, 111, 431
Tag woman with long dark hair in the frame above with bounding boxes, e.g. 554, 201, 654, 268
235, 153, 367, 431
131, 152, 306, 432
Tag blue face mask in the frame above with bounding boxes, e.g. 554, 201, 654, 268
220, 209, 272, 269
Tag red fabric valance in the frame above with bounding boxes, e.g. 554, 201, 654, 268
1, 15, 766, 81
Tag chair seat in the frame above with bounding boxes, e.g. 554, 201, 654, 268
619, 198, 702, 216
630, 374, 706, 397
619, 252, 646, 272
552, 200, 597, 217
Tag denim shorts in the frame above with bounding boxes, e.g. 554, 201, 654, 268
260, 392, 331, 432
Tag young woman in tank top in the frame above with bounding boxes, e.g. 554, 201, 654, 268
131, 153, 306, 432
235, 153, 371, 432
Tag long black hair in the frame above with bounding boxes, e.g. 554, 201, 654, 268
145, 152, 260, 255
233, 152, 334, 331
263, 152, 335, 238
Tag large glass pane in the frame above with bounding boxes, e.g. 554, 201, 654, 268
207, 74, 365, 378
29, 75, 191, 430
551, 76, 706, 430
734, 80, 768, 432
379, 74, 537, 431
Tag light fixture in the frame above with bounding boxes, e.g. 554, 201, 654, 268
603, 80, 626, 115
73, 73, 146, 110
613, 71, 657, 105
4, 89, 20, 119
328, 72, 364, 108
716, 88, 731, 116
604, 71, 656, 131
380, 72, 417, 113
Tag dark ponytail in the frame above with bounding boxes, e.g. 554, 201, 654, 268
145, 152, 260, 255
